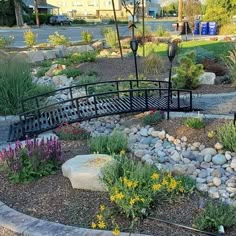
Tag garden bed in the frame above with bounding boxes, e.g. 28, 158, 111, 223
0, 116, 236, 236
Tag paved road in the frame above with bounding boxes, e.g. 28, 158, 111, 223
0, 25, 131, 47
0, 21, 175, 47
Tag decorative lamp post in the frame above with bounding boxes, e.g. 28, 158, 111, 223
130, 38, 139, 86
167, 42, 177, 119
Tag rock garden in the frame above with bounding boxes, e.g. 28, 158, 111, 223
0, 29, 236, 236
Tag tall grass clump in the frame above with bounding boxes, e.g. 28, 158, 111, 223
81, 31, 93, 43
0, 55, 53, 115
217, 122, 236, 152
89, 131, 128, 155
155, 26, 171, 37
104, 28, 118, 49
224, 44, 236, 83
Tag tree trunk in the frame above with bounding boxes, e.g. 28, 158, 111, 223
14, 0, 24, 26
178, 0, 183, 22
34, 0, 40, 27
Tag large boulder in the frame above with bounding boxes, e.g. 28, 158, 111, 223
199, 72, 216, 85
62, 154, 113, 191
20, 50, 45, 63
42, 50, 57, 60
52, 75, 73, 87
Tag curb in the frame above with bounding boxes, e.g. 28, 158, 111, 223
0, 201, 150, 236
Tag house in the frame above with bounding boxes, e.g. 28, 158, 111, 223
46, 0, 160, 18
23, 0, 58, 14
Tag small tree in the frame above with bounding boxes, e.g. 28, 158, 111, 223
173, 51, 204, 89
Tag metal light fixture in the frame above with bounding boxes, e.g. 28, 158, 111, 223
167, 41, 177, 120
130, 38, 139, 86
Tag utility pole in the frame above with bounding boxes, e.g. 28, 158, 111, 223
178, 0, 183, 23
34, 0, 40, 28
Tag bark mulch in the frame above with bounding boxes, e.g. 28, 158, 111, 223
1, 117, 236, 236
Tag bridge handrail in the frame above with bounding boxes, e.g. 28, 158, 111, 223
19, 87, 192, 119
21, 79, 170, 103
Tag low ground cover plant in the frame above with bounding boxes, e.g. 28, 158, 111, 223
194, 201, 236, 232
55, 123, 90, 141
184, 117, 205, 129
70, 51, 97, 63
143, 109, 164, 125
57, 68, 82, 78
48, 32, 70, 46
89, 131, 128, 155
100, 155, 195, 221
217, 122, 236, 152
0, 137, 63, 183
24, 30, 37, 48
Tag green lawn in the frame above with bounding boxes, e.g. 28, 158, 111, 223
138, 40, 232, 58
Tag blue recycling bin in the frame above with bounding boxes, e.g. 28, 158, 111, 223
193, 21, 200, 35
208, 22, 217, 35
200, 22, 209, 35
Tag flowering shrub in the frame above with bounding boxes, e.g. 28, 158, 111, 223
24, 30, 37, 48
0, 35, 14, 49
55, 123, 90, 141
48, 32, 70, 46
0, 137, 63, 183
143, 109, 164, 125
101, 155, 194, 220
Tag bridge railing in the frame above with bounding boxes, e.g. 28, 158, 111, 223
19, 87, 192, 123
21, 80, 170, 115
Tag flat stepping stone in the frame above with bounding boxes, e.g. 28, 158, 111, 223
62, 154, 112, 191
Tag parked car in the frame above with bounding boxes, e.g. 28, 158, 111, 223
49, 15, 72, 25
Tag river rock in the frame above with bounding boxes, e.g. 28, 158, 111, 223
201, 148, 217, 156
170, 150, 181, 162
213, 177, 221, 187
208, 187, 220, 199
212, 154, 227, 165
214, 142, 223, 150
204, 154, 212, 163
231, 158, 236, 170
172, 164, 187, 176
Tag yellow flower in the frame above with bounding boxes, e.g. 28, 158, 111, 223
96, 214, 103, 221
100, 204, 105, 212
152, 183, 161, 191
123, 177, 128, 184
133, 180, 138, 188
116, 192, 124, 200
140, 198, 145, 203
129, 198, 136, 206
179, 186, 185, 193
134, 195, 140, 201
110, 195, 116, 202
162, 178, 169, 186
112, 227, 120, 236
120, 149, 126, 156
151, 173, 160, 180
97, 220, 106, 229
169, 178, 177, 190
91, 222, 96, 229
126, 180, 133, 188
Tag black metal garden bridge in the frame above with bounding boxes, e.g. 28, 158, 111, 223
8, 79, 196, 141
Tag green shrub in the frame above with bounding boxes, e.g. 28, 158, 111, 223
184, 117, 205, 129
54, 58, 74, 66
194, 201, 236, 232
57, 68, 82, 77
217, 122, 236, 152
155, 26, 171, 37
141, 52, 164, 75
24, 30, 37, 47
143, 110, 164, 125
101, 155, 194, 220
0, 35, 14, 49
219, 24, 236, 35
173, 51, 204, 89
137, 42, 159, 57
195, 47, 215, 63
89, 131, 128, 155
81, 31, 93, 43
104, 28, 118, 49
31, 14, 53, 24
36, 67, 50, 77
48, 32, 70, 46
73, 19, 87, 24
40, 60, 53, 68
55, 123, 90, 140
135, 25, 153, 39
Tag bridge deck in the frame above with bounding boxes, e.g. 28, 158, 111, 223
9, 95, 191, 141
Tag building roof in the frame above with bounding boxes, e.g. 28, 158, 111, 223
23, 0, 58, 9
